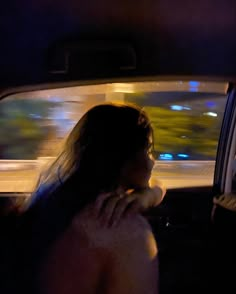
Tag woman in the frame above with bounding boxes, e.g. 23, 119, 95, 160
6, 103, 165, 294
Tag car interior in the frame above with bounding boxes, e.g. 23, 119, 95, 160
1, 1, 236, 293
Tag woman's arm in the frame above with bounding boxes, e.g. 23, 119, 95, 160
94, 179, 166, 226
131, 178, 166, 209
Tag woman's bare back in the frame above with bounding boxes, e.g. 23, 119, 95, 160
40, 204, 159, 294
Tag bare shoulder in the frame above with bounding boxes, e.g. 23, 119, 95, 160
72, 208, 159, 294
73, 205, 157, 255
41, 207, 159, 294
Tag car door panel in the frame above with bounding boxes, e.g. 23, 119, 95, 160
145, 186, 219, 294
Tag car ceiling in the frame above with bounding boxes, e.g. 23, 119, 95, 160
1, 0, 236, 90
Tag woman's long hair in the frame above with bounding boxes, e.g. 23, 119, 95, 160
27, 103, 152, 218
3, 103, 153, 294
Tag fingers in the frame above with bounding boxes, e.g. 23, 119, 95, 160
95, 191, 139, 228
109, 194, 137, 226
99, 194, 123, 226
124, 199, 142, 217
94, 192, 113, 217
94, 184, 166, 228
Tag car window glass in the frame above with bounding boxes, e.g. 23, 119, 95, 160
0, 81, 228, 192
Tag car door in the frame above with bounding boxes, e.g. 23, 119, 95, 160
144, 84, 236, 294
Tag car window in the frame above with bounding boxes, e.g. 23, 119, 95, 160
0, 81, 228, 193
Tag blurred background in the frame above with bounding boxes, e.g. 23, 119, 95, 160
0, 80, 227, 192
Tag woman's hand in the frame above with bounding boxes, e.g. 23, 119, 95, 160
94, 179, 166, 227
